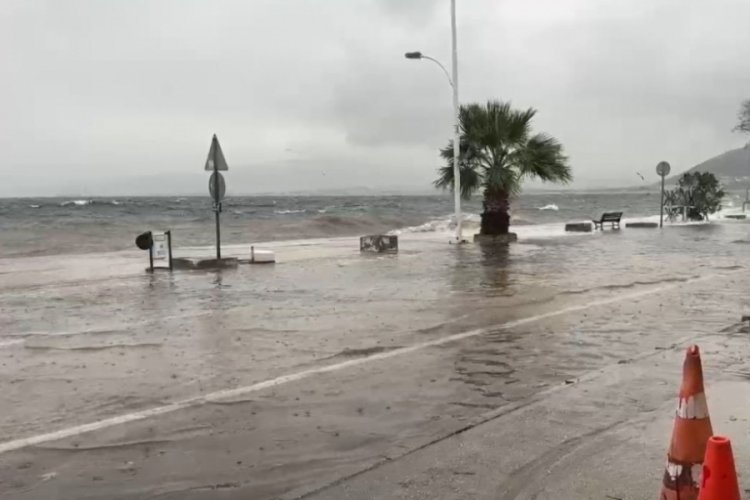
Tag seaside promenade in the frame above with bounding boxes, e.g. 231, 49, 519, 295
1, 223, 748, 499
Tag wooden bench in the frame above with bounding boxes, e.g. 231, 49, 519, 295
592, 212, 622, 230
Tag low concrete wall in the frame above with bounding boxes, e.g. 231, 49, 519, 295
194, 258, 239, 270
565, 222, 592, 232
171, 258, 196, 270
473, 233, 518, 243
170, 257, 239, 271
626, 222, 658, 228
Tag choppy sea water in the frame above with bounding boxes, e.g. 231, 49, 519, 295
2, 190, 747, 258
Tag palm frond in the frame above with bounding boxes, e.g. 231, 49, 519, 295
504, 106, 536, 146
433, 99, 572, 203
434, 160, 482, 200
513, 133, 572, 184
483, 164, 522, 196
439, 137, 475, 162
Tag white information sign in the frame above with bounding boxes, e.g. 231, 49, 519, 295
152, 232, 168, 260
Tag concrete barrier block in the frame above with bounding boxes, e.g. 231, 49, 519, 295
251, 248, 276, 264
473, 233, 518, 243
360, 235, 398, 253
194, 258, 239, 270
626, 222, 658, 228
565, 222, 592, 232
171, 258, 196, 270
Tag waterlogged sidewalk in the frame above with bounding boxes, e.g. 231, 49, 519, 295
1, 224, 748, 499
308, 326, 750, 500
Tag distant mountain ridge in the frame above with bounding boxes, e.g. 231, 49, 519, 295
674, 146, 750, 187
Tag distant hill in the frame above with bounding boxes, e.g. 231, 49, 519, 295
670, 146, 750, 188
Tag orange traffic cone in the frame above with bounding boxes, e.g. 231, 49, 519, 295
698, 436, 741, 500
660, 345, 714, 500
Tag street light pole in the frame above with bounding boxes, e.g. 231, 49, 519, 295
404, 0, 462, 242
450, 0, 461, 242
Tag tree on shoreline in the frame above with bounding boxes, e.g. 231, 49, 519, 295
434, 101, 571, 236
664, 171, 724, 221
734, 99, 750, 134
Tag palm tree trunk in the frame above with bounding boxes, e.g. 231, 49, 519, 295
480, 189, 510, 235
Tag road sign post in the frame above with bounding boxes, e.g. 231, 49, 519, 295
210, 170, 225, 259
135, 230, 172, 272
656, 161, 671, 228
167, 230, 173, 271
205, 134, 228, 260
214, 167, 220, 260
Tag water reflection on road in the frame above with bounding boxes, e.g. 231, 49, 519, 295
0, 223, 748, 498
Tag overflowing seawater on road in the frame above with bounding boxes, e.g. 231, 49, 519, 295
4, 190, 747, 258
0, 191, 748, 498
1, 190, 748, 337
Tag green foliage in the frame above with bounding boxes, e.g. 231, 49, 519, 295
734, 99, 750, 134
434, 100, 571, 201
664, 171, 725, 221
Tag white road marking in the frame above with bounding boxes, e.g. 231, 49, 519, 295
0, 274, 718, 455
0, 339, 24, 349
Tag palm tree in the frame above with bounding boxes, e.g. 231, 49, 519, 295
435, 101, 572, 236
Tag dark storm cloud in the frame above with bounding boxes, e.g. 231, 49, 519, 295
2, 0, 750, 196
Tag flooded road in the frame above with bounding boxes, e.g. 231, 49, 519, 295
0, 222, 748, 498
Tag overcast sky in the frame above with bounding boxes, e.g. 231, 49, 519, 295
3, 0, 750, 196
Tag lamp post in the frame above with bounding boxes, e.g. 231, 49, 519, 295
405, 0, 462, 242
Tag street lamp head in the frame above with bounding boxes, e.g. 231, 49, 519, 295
404, 51, 423, 60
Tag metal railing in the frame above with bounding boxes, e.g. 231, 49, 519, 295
665, 205, 695, 222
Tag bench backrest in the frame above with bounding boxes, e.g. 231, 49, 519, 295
599, 212, 622, 222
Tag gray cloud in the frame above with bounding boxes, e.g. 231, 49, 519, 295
2, 0, 749, 196
378, 0, 442, 24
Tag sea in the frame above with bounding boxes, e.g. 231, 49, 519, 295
3, 190, 747, 258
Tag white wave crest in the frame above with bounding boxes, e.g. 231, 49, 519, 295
392, 213, 481, 235
538, 204, 559, 211
274, 209, 306, 215
59, 199, 121, 207
60, 199, 91, 207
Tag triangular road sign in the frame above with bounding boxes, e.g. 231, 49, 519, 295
204, 134, 229, 171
